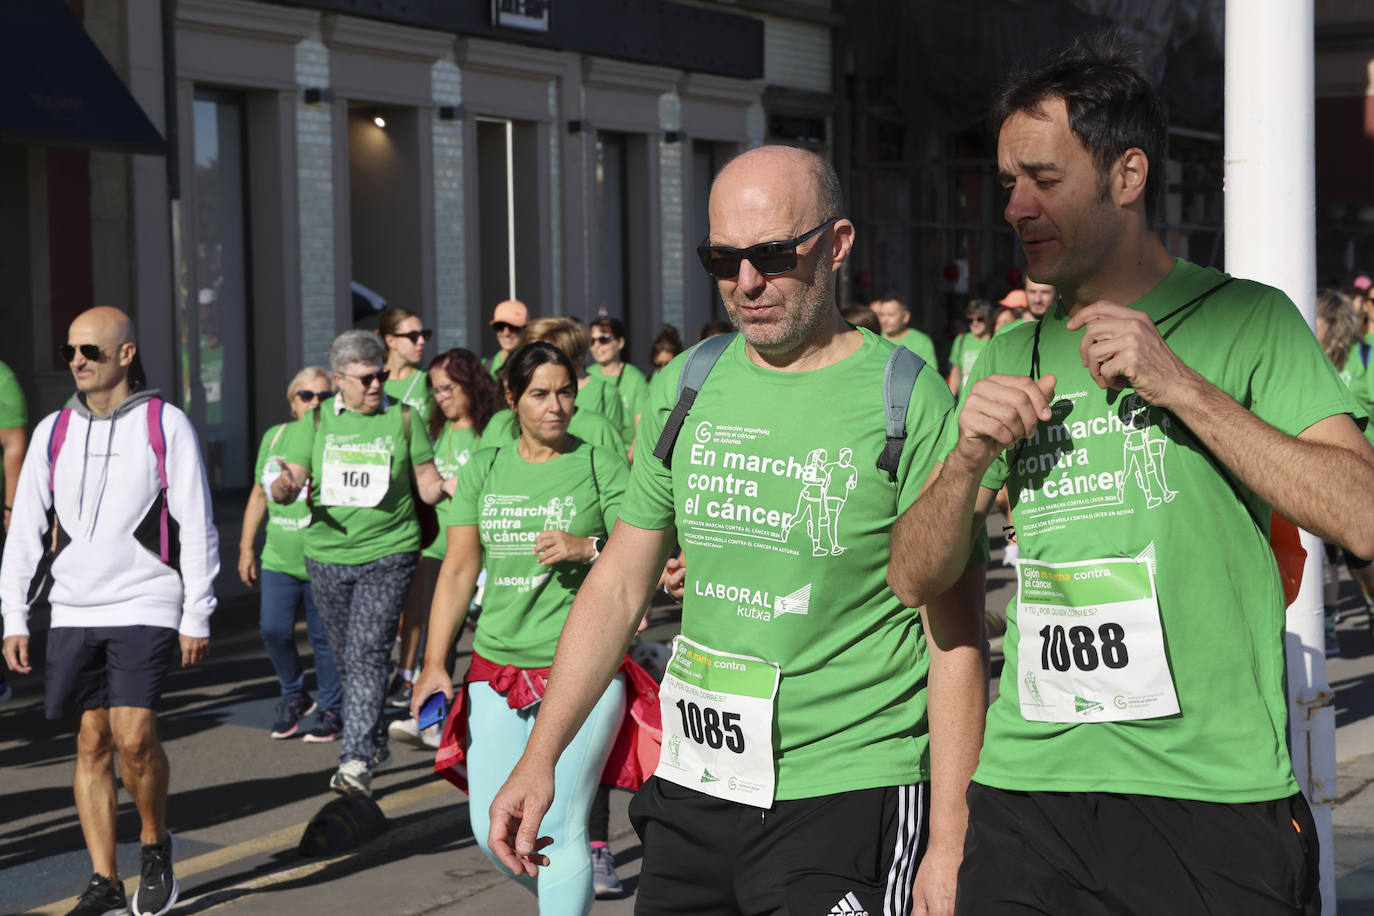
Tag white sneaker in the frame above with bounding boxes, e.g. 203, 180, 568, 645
330, 760, 372, 798
388, 717, 441, 749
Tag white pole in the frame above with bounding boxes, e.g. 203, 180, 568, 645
1224, 2, 1335, 912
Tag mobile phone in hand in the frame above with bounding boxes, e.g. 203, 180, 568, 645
417, 691, 448, 731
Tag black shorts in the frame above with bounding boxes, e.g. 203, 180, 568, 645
44, 625, 179, 720
956, 783, 1320, 916
629, 775, 929, 916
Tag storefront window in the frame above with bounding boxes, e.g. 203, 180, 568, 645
191, 91, 253, 489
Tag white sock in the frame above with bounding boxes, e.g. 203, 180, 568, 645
399, 668, 414, 683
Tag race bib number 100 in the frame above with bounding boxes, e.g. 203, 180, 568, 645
1015, 556, 1180, 723
320, 443, 391, 508
654, 636, 781, 808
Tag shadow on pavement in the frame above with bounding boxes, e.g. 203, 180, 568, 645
175, 808, 478, 913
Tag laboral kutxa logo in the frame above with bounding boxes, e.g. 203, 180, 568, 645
695, 579, 812, 623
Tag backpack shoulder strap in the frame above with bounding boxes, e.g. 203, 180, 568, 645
878, 346, 925, 483
47, 407, 74, 493
588, 444, 600, 501
145, 398, 172, 564
1361, 341, 1371, 369
269, 422, 286, 450
651, 332, 737, 467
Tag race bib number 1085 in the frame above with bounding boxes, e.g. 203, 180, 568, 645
653, 636, 781, 808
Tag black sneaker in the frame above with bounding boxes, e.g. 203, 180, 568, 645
301, 709, 342, 743
269, 695, 317, 738
67, 873, 129, 916
131, 833, 178, 916
385, 678, 412, 709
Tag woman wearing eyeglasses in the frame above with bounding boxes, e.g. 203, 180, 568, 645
271, 330, 454, 798
412, 341, 632, 916
947, 298, 997, 396
239, 367, 344, 741
378, 307, 438, 712
588, 317, 648, 454
388, 348, 501, 747
379, 306, 434, 420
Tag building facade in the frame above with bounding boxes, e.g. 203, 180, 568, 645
3, 0, 839, 495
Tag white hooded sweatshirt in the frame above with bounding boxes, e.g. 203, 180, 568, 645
0, 389, 219, 638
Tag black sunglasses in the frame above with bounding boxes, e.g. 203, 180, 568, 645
389, 329, 432, 344
697, 218, 838, 280
60, 343, 114, 363
343, 369, 390, 387
295, 389, 332, 403
591, 335, 616, 346
492, 322, 520, 334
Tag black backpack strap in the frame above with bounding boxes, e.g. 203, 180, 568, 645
1362, 341, 1371, 369
878, 346, 925, 483
651, 332, 737, 468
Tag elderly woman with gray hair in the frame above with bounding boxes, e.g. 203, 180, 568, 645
271, 330, 456, 797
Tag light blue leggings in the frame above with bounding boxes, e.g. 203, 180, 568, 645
466, 674, 627, 916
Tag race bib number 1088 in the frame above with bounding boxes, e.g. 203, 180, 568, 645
1015, 556, 1180, 724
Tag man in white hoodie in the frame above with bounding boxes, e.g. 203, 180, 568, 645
1, 306, 218, 916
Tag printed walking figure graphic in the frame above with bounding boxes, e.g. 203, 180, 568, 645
545, 495, 577, 532
819, 448, 858, 555
782, 448, 832, 556
1118, 393, 1177, 509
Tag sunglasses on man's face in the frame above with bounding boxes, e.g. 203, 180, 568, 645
492, 322, 520, 335
591, 336, 617, 346
343, 369, 390, 388
389, 329, 432, 344
61, 343, 114, 363
295, 390, 332, 403
696, 218, 838, 280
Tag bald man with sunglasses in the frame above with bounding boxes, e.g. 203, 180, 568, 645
486, 145, 988, 916
2, 306, 218, 916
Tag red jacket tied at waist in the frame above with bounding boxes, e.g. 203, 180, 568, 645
433, 651, 662, 794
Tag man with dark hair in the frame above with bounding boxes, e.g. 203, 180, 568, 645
486, 144, 988, 916
887, 32, 1374, 914
875, 292, 939, 366
3, 306, 218, 916
1023, 277, 1057, 320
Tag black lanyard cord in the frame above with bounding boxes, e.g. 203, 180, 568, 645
1013, 276, 1235, 479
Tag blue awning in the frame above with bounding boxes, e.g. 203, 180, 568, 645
0, 0, 165, 155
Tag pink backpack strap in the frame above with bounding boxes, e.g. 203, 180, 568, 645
47, 408, 73, 492
146, 398, 170, 563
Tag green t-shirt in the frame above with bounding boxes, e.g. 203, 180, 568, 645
484, 407, 623, 452
591, 363, 650, 450
426, 423, 481, 560
621, 329, 979, 800
0, 360, 27, 502
971, 259, 1362, 803
254, 422, 311, 579
887, 328, 938, 369
385, 371, 432, 425
949, 333, 990, 392
452, 439, 628, 668
284, 395, 435, 565
487, 349, 509, 379
577, 374, 627, 453
1338, 338, 1374, 449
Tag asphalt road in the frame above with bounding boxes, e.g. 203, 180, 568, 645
4, 522, 1374, 915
